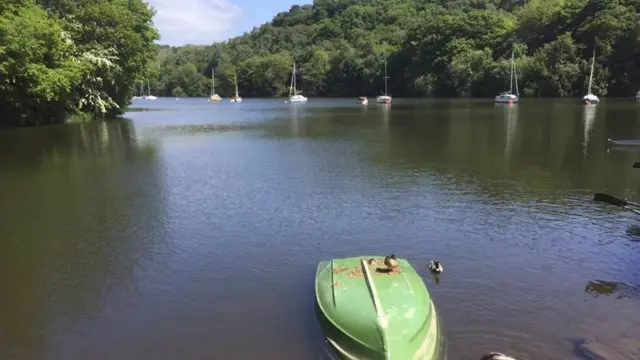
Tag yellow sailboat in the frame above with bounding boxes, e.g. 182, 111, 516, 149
209, 68, 221, 102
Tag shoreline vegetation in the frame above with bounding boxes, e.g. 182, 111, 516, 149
150, 0, 640, 100
3, 0, 640, 127
0, 0, 158, 127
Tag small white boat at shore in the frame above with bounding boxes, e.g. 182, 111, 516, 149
358, 96, 368, 105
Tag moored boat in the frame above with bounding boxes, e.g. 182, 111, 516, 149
359, 96, 368, 105
289, 62, 308, 103
145, 80, 157, 100
209, 68, 222, 102
376, 57, 392, 104
376, 95, 391, 104
230, 73, 242, 103
315, 255, 445, 360
495, 92, 518, 104
494, 50, 519, 104
583, 49, 599, 106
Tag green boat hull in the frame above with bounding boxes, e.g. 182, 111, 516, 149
315, 256, 446, 360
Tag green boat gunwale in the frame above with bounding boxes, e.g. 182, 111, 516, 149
316, 260, 379, 354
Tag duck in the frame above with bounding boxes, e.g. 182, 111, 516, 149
429, 260, 443, 274
479, 353, 518, 360
383, 254, 399, 269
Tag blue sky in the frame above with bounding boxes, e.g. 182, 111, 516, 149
147, 0, 312, 46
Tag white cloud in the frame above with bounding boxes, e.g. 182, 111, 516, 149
148, 0, 243, 45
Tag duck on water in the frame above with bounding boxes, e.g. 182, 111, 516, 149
429, 260, 443, 274
480, 353, 518, 360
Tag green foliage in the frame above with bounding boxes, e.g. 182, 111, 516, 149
153, 0, 640, 99
0, 0, 158, 126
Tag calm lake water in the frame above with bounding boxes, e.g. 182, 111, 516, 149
1, 98, 640, 360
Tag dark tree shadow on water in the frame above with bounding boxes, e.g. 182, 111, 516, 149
584, 279, 640, 301
571, 336, 640, 360
625, 225, 640, 240
570, 338, 595, 360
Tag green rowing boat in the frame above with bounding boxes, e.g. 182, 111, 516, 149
315, 256, 445, 360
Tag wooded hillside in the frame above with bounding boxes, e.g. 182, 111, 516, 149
150, 0, 640, 99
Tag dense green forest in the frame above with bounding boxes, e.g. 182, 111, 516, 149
150, 0, 640, 99
0, 0, 158, 126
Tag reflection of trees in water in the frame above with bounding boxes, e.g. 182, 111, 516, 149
262, 105, 391, 140
625, 225, 640, 239
139, 123, 259, 138
584, 280, 640, 300
0, 120, 164, 360
368, 99, 640, 196
0, 120, 146, 169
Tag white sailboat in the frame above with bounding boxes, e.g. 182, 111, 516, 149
583, 49, 599, 105
289, 62, 307, 103
146, 80, 157, 100
495, 51, 519, 104
139, 81, 146, 99
210, 68, 222, 102
230, 74, 242, 103
131, 80, 142, 100
376, 57, 391, 104
635, 90, 640, 101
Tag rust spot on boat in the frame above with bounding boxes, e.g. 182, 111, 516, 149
331, 259, 402, 278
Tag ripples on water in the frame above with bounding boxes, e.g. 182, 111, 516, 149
0, 98, 639, 360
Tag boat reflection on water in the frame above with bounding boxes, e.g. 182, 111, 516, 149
584, 279, 640, 300
290, 102, 300, 137
503, 105, 519, 157
607, 145, 640, 154
583, 105, 596, 157
382, 101, 390, 129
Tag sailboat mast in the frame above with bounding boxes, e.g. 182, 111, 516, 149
235, 74, 239, 97
588, 49, 595, 94
211, 68, 215, 95
147, 79, 151, 96
510, 51, 514, 94
289, 62, 295, 97
384, 58, 388, 95
514, 54, 519, 96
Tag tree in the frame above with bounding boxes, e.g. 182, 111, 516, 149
0, 0, 158, 126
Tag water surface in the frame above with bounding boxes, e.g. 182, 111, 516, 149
1, 98, 639, 360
